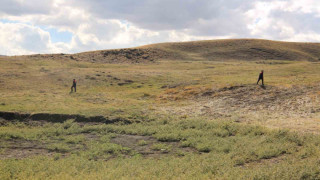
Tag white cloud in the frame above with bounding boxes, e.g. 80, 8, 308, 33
0, 22, 70, 55
0, 0, 320, 55
0, 0, 53, 16
246, 0, 320, 42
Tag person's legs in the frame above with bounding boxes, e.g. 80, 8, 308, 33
262, 78, 264, 85
257, 78, 261, 84
74, 85, 76, 92
71, 86, 73, 92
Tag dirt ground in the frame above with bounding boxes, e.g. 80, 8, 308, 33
0, 140, 53, 159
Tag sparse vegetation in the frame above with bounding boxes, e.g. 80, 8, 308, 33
0, 120, 320, 179
151, 143, 171, 151
137, 140, 148, 146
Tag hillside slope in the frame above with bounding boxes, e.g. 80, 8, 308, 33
3, 39, 320, 63
143, 39, 320, 61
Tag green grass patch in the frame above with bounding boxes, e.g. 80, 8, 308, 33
151, 143, 171, 151
0, 119, 319, 179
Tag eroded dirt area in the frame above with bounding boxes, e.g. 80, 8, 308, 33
158, 84, 320, 132
198, 85, 320, 116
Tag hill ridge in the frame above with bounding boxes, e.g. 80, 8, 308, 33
3, 39, 320, 63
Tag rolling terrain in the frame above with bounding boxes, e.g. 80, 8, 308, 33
5, 39, 320, 63
1, 39, 320, 179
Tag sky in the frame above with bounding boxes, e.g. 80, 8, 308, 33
1, 0, 320, 55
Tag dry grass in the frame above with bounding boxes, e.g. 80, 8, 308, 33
4, 39, 320, 64
141, 39, 320, 61
1, 52, 320, 131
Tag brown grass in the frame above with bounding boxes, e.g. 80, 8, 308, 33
3, 39, 320, 63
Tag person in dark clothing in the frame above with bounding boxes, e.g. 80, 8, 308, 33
257, 70, 264, 85
71, 79, 77, 92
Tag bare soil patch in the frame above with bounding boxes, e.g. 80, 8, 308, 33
110, 134, 196, 157
0, 140, 53, 159
160, 84, 320, 117
73, 48, 175, 64
199, 84, 320, 117
240, 154, 289, 168
158, 84, 320, 132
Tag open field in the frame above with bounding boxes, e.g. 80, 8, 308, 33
1, 39, 320, 179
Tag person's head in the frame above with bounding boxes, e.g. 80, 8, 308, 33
261, 70, 264, 73
73, 79, 75, 80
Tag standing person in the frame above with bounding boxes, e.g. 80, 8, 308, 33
71, 79, 77, 92
257, 70, 264, 85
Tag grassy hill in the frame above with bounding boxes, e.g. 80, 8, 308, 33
1, 39, 320, 179
1, 38, 320, 129
144, 39, 320, 61
4, 39, 320, 63
66, 39, 320, 62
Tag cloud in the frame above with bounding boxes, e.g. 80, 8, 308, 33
246, 0, 320, 41
0, 0, 320, 55
0, 0, 53, 16
0, 21, 70, 55
73, 0, 255, 35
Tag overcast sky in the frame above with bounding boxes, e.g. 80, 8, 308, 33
0, 0, 320, 55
